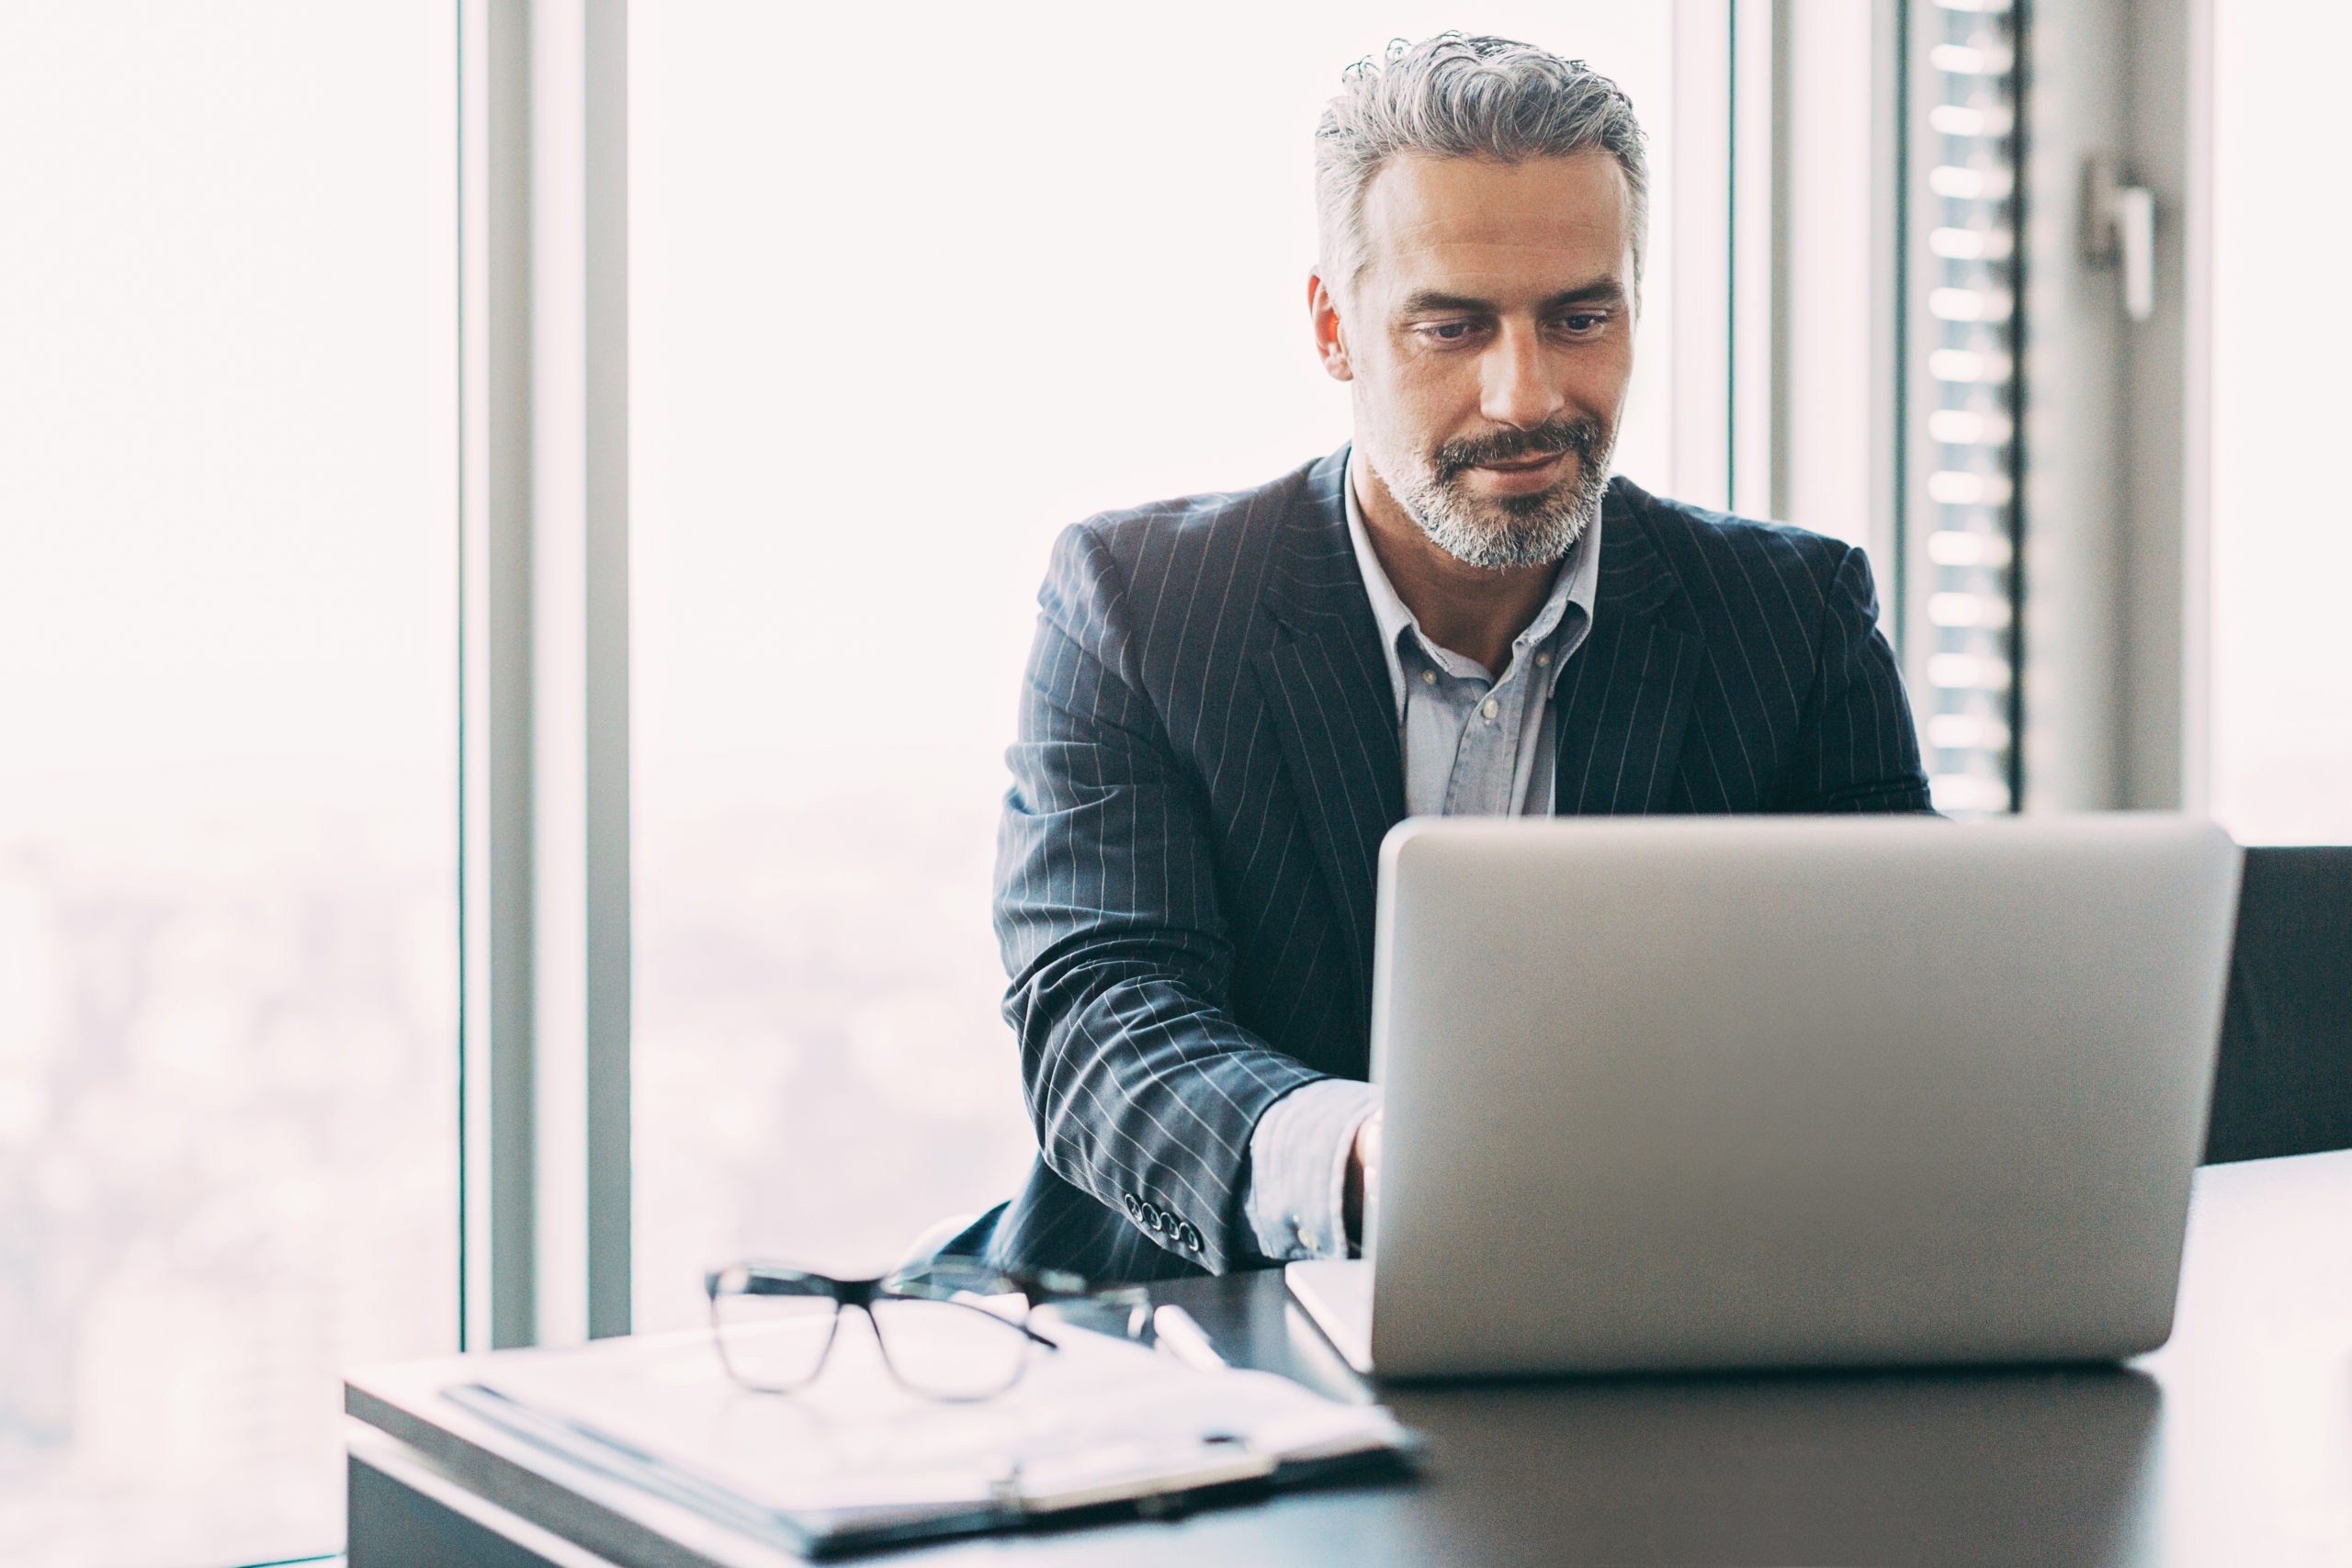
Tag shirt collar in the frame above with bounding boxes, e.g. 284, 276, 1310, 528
1341, 446, 1603, 716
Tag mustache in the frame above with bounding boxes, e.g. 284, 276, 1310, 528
1434, 419, 1605, 480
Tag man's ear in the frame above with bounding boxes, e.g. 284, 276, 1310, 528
1308, 271, 1353, 383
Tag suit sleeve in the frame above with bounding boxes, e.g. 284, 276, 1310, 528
993, 523, 1322, 1274
1781, 544, 1936, 813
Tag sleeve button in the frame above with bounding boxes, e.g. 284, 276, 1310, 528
1179, 1222, 1203, 1252
1123, 1192, 1141, 1218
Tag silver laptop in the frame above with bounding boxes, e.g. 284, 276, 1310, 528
1288, 815, 2242, 1378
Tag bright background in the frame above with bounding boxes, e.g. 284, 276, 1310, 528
0, 6, 457, 1565
2209, 1, 2352, 843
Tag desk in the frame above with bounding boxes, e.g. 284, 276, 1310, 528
346, 1150, 2352, 1566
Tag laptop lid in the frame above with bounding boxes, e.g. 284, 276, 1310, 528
1362, 815, 2241, 1378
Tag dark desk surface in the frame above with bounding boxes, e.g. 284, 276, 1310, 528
346, 1150, 2352, 1567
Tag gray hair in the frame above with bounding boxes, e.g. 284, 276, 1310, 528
1314, 34, 1649, 299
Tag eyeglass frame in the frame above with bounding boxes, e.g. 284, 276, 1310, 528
702, 1258, 1089, 1403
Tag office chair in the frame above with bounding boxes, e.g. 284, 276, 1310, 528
2203, 846, 2352, 1164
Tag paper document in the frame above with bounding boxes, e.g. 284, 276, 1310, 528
446, 1311, 1413, 1557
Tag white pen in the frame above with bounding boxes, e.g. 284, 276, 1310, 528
1151, 1304, 1228, 1371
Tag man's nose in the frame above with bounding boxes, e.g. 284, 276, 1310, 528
1479, 321, 1566, 430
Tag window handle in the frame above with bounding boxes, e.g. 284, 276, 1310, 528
2082, 153, 2156, 323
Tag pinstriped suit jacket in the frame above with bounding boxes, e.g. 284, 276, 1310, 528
989, 446, 1929, 1283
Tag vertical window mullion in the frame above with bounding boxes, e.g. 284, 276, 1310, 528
459, 0, 631, 1353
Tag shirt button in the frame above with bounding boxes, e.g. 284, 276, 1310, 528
1420, 669, 1438, 685
1481, 697, 1499, 720
1535, 650, 1552, 667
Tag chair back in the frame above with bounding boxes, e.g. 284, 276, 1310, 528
2205, 846, 2352, 1163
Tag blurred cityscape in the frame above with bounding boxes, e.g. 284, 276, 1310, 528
0, 784, 1041, 1561
632, 791, 1037, 1335
0, 810, 456, 1567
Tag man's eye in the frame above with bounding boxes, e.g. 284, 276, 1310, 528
1555, 312, 1605, 333
1425, 321, 1476, 342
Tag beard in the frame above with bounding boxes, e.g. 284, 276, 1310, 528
1382, 416, 1615, 571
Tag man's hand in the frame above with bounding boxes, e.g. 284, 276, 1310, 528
1343, 1110, 1384, 1254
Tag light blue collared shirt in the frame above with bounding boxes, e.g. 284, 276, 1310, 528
1243, 453, 1603, 1263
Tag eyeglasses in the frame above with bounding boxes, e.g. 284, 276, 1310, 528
704, 1258, 1102, 1403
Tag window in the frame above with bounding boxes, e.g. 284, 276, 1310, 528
627, 2, 1677, 1330
0, 6, 458, 1562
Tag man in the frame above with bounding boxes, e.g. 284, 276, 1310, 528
983, 36, 1929, 1284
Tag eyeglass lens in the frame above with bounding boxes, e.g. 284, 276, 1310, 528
709, 1271, 842, 1393
867, 1296, 1034, 1400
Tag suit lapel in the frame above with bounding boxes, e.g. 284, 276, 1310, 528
1554, 483, 1705, 815
1248, 449, 1405, 1010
